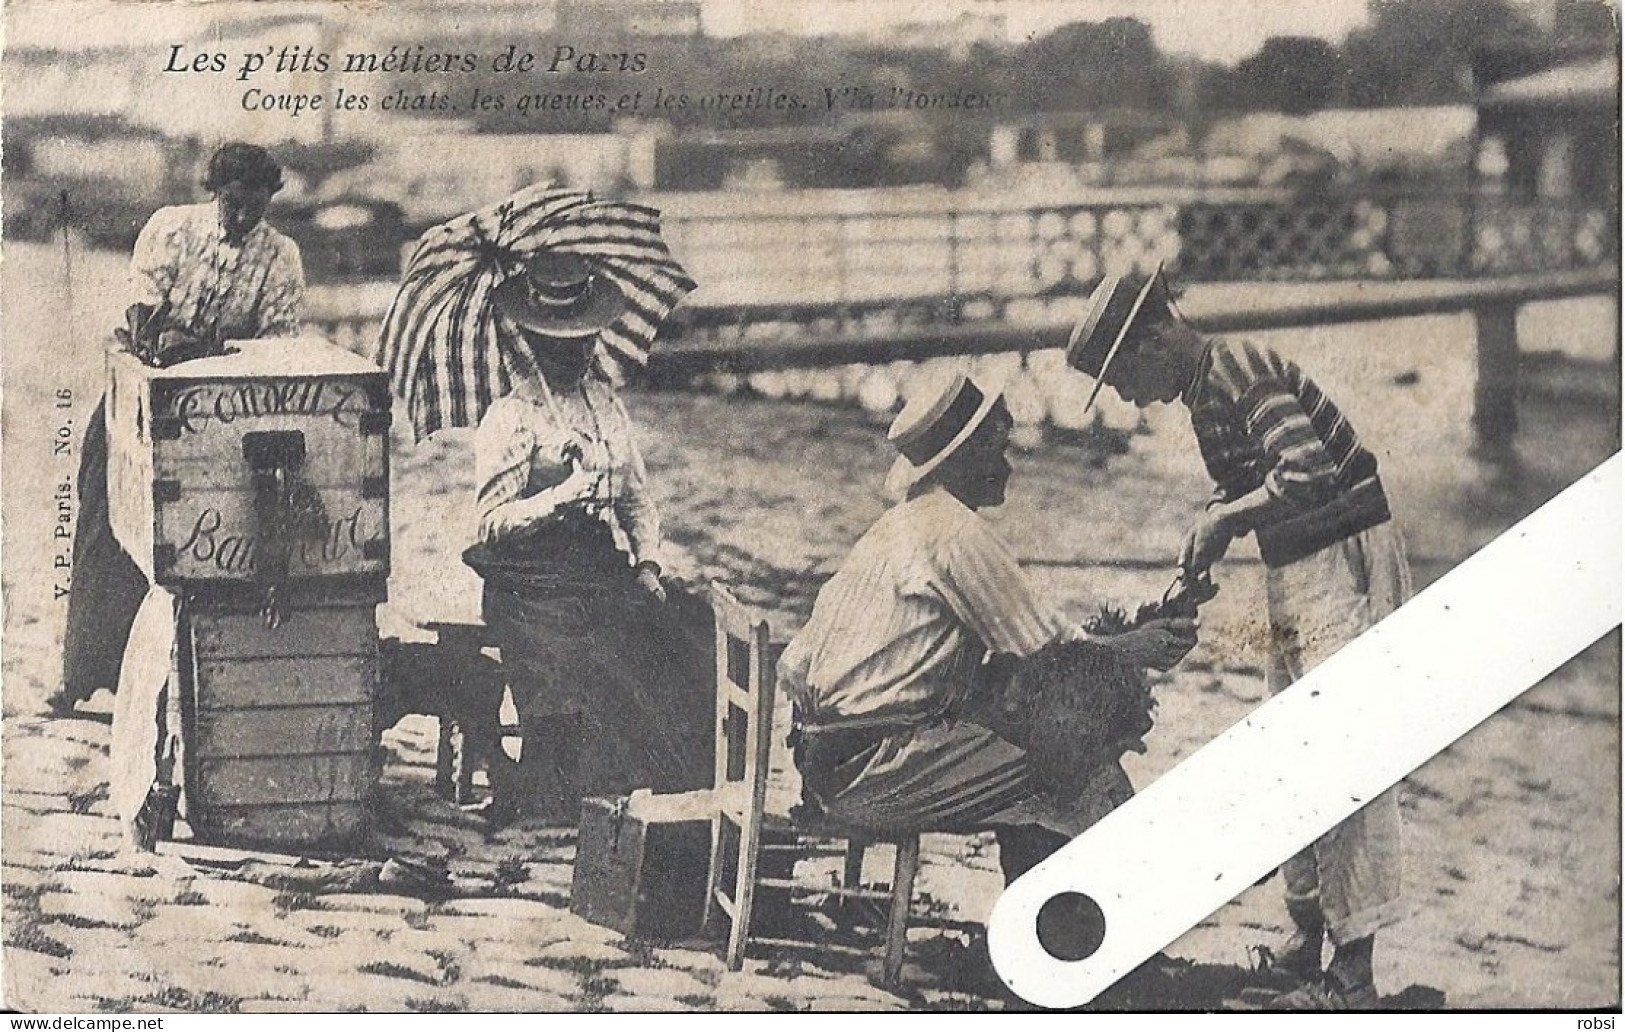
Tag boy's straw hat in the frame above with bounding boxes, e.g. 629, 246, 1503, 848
1066, 263, 1168, 415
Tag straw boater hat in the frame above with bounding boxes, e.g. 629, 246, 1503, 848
491, 251, 627, 338
1065, 262, 1169, 415
884, 371, 1005, 497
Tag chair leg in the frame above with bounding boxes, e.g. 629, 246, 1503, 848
434, 717, 456, 798
702, 815, 728, 944
452, 721, 478, 804
882, 835, 921, 987
727, 819, 762, 972
725, 898, 750, 971
842, 840, 866, 888
839, 839, 866, 921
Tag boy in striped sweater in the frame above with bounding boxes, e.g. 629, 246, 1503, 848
1067, 267, 1414, 1011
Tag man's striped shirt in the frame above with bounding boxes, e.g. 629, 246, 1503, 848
779, 488, 1065, 730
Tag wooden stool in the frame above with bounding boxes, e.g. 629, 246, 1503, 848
378, 621, 514, 804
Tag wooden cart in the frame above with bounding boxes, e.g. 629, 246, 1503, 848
106, 338, 392, 850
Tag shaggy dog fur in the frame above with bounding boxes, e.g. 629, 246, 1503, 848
978, 571, 1217, 794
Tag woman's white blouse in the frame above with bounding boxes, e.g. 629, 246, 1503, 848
131, 202, 305, 340
473, 375, 662, 569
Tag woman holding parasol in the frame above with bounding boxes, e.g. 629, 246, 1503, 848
377, 185, 709, 824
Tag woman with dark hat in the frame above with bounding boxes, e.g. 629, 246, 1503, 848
51, 142, 305, 715
464, 251, 711, 824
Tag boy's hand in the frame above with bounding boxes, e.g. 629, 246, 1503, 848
1179, 512, 1235, 574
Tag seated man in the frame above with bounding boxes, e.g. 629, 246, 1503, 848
780, 371, 1196, 884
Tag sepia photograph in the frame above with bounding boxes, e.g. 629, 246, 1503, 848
1, 0, 1619, 1015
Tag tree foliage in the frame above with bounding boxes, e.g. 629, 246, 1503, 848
356, 3, 1613, 189
1232, 37, 1343, 115
1342, 0, 1542, 106
1011, 18, 1175, 112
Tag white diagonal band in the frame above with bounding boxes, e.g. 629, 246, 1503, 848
990, 452, 1622, 1009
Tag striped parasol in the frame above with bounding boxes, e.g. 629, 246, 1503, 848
375, 183, 696, 440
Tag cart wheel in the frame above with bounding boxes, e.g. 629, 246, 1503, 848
110, 588, 181, 850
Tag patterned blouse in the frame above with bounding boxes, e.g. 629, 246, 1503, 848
130, 203, 305, 341
473, 374, 663, 569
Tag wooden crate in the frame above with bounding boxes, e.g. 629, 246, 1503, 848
177, 593, 381, 848
572, 794, 795, 942
105, 337, 391, 589
572, 795, 714, 940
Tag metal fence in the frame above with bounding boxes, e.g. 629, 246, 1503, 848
309, 190, 1617, 445
312, 190, 1612, 320
647, 192, 1615, 307
1470, 198, 1615, 274
638, 267, 1620, 454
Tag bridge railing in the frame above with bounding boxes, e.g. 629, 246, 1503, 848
643, 267, 1617, 373
649, 190, 1614, 305
307, 191, 1617, 457
310, 190, 1613, 340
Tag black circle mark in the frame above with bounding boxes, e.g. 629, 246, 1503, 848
1036, 891, 1107, 962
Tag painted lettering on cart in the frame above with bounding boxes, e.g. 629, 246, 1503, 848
168, 380, 368, 433
176, 506, 374, 572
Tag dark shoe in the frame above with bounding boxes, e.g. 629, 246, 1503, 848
127, 783, 180, 852
1264, 977, 1380, 1011
1272, 898, 1325, 981
44, 691, 81, 717
1251, 929, 1322, 986
1273, 926, 1324, 981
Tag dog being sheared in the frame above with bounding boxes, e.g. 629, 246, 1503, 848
975, 568, 1217, 797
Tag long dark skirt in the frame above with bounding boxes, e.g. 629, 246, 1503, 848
465, 520, 713, 818
61, 399, 149, 703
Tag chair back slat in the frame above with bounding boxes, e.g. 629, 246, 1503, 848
706, 583, 780, 965
703, 582, 919, 983
710, 582, 764, 643
709, 583, 776, 794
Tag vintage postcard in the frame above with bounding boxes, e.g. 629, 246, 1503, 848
2, 0, 1619, 1017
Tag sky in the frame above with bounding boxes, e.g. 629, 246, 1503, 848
5, 0, 1379, 65
12, 0, 1559, 67
698, 0, 1379, 64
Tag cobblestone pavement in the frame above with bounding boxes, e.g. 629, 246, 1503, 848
1, 703, 1032, 1014
9, 627, 1617, 1013
3, 245, 1617, 1012
6, 656, 1360, 1015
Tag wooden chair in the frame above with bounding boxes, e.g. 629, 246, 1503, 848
702, 584, 923, 987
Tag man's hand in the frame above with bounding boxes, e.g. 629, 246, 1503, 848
636, 562, 666, 603
555, 460, 601, 502
1107, 617, 1199, 671
1179, 511, 1236, 575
